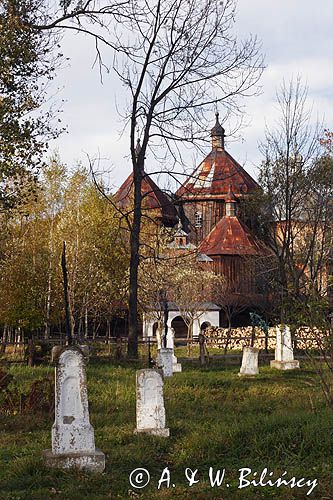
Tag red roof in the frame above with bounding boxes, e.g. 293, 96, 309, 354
176, 148, 259, 199
199, 216, 268, 256
115, 169, 178, 223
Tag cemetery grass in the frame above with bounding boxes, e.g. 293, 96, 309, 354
0, 358, 332, 499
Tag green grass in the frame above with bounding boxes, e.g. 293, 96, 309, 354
0, 359, 332, 499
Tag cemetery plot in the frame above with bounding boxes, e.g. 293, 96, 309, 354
0, 359, 332, 499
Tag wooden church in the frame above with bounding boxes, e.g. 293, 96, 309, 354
116, 114, 271, 326
176, 114, 270, 298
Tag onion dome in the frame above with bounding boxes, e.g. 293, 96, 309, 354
211, 112, 225, 149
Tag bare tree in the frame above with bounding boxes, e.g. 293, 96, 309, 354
30, 1, 127, 36
219, 287, 250, 330
110, 0, 264, 356
258, 77, 332, 320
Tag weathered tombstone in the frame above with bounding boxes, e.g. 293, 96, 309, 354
271, 324, 300, 370
166, 327, 182, 373
43, 346, 105, 472
239, 346, 259, 376
135, 369, 170, 437
156, 347, 173, 377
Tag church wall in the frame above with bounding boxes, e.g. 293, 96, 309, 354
211, 255, 256, 296
181, 199, 225, 243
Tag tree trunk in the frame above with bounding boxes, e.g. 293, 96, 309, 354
186, 321, 193, 356
224, 328, 232, 355
78, 316, 82, 337
116, 336, 122, 359
84, 306, 88, 338
1, 325, 7, 353
61, 241, 72, 345
251, 326, 255, 348
27, 336, 35, 367
127, 160, 143, 358
265, 328, 269, 354
45, 218, 54, 339
13, 329, 17, 353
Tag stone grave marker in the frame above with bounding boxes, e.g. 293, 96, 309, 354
156, 347, 173, 377
43, 346, 105, 472
135, 369, 169, 437
239, 346, 259, 376
271, 325, 300, 370
167, 327, 182, 373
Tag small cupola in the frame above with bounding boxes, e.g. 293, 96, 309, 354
225, 184, 237, 216
211, 112, 225, 149
135, 138, 142, 159
174, 222, 188, 248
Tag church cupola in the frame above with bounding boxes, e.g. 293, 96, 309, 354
173, 222, 189, 248
135, 138, 142, 159
211, 112, 225, 149
225, 184, 237, 216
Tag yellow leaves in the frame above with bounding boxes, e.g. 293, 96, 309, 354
0, 159, 130, 329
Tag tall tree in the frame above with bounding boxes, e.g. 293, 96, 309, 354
0, 158, 129, 340
259, 77, 332, 320
59, 170, 129, 339
111, 0, 264, 356
41, 156, 67, 338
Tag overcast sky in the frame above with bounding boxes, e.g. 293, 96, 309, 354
50, 0, 333, 190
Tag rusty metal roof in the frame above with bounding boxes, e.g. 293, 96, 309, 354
176, 148, 259, 199
199, 215, 268, 256
115, 169, 178, 223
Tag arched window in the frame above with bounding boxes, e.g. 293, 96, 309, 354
201, 321, 211, 331
171, 316, 188, 338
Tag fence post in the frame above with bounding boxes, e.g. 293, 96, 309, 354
199, 333, 207, 366
115, 337, 122, 359
147, 337, 153, 368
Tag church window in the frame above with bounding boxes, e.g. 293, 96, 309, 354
194, 211, 202, 228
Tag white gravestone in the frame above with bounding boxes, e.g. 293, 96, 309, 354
239, 346, 259, 376
271, 325, 300, 370
135, 369, 170, 437
156, 347, 173, 377
166, 328, 182, 373
43, 346, 105, 471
